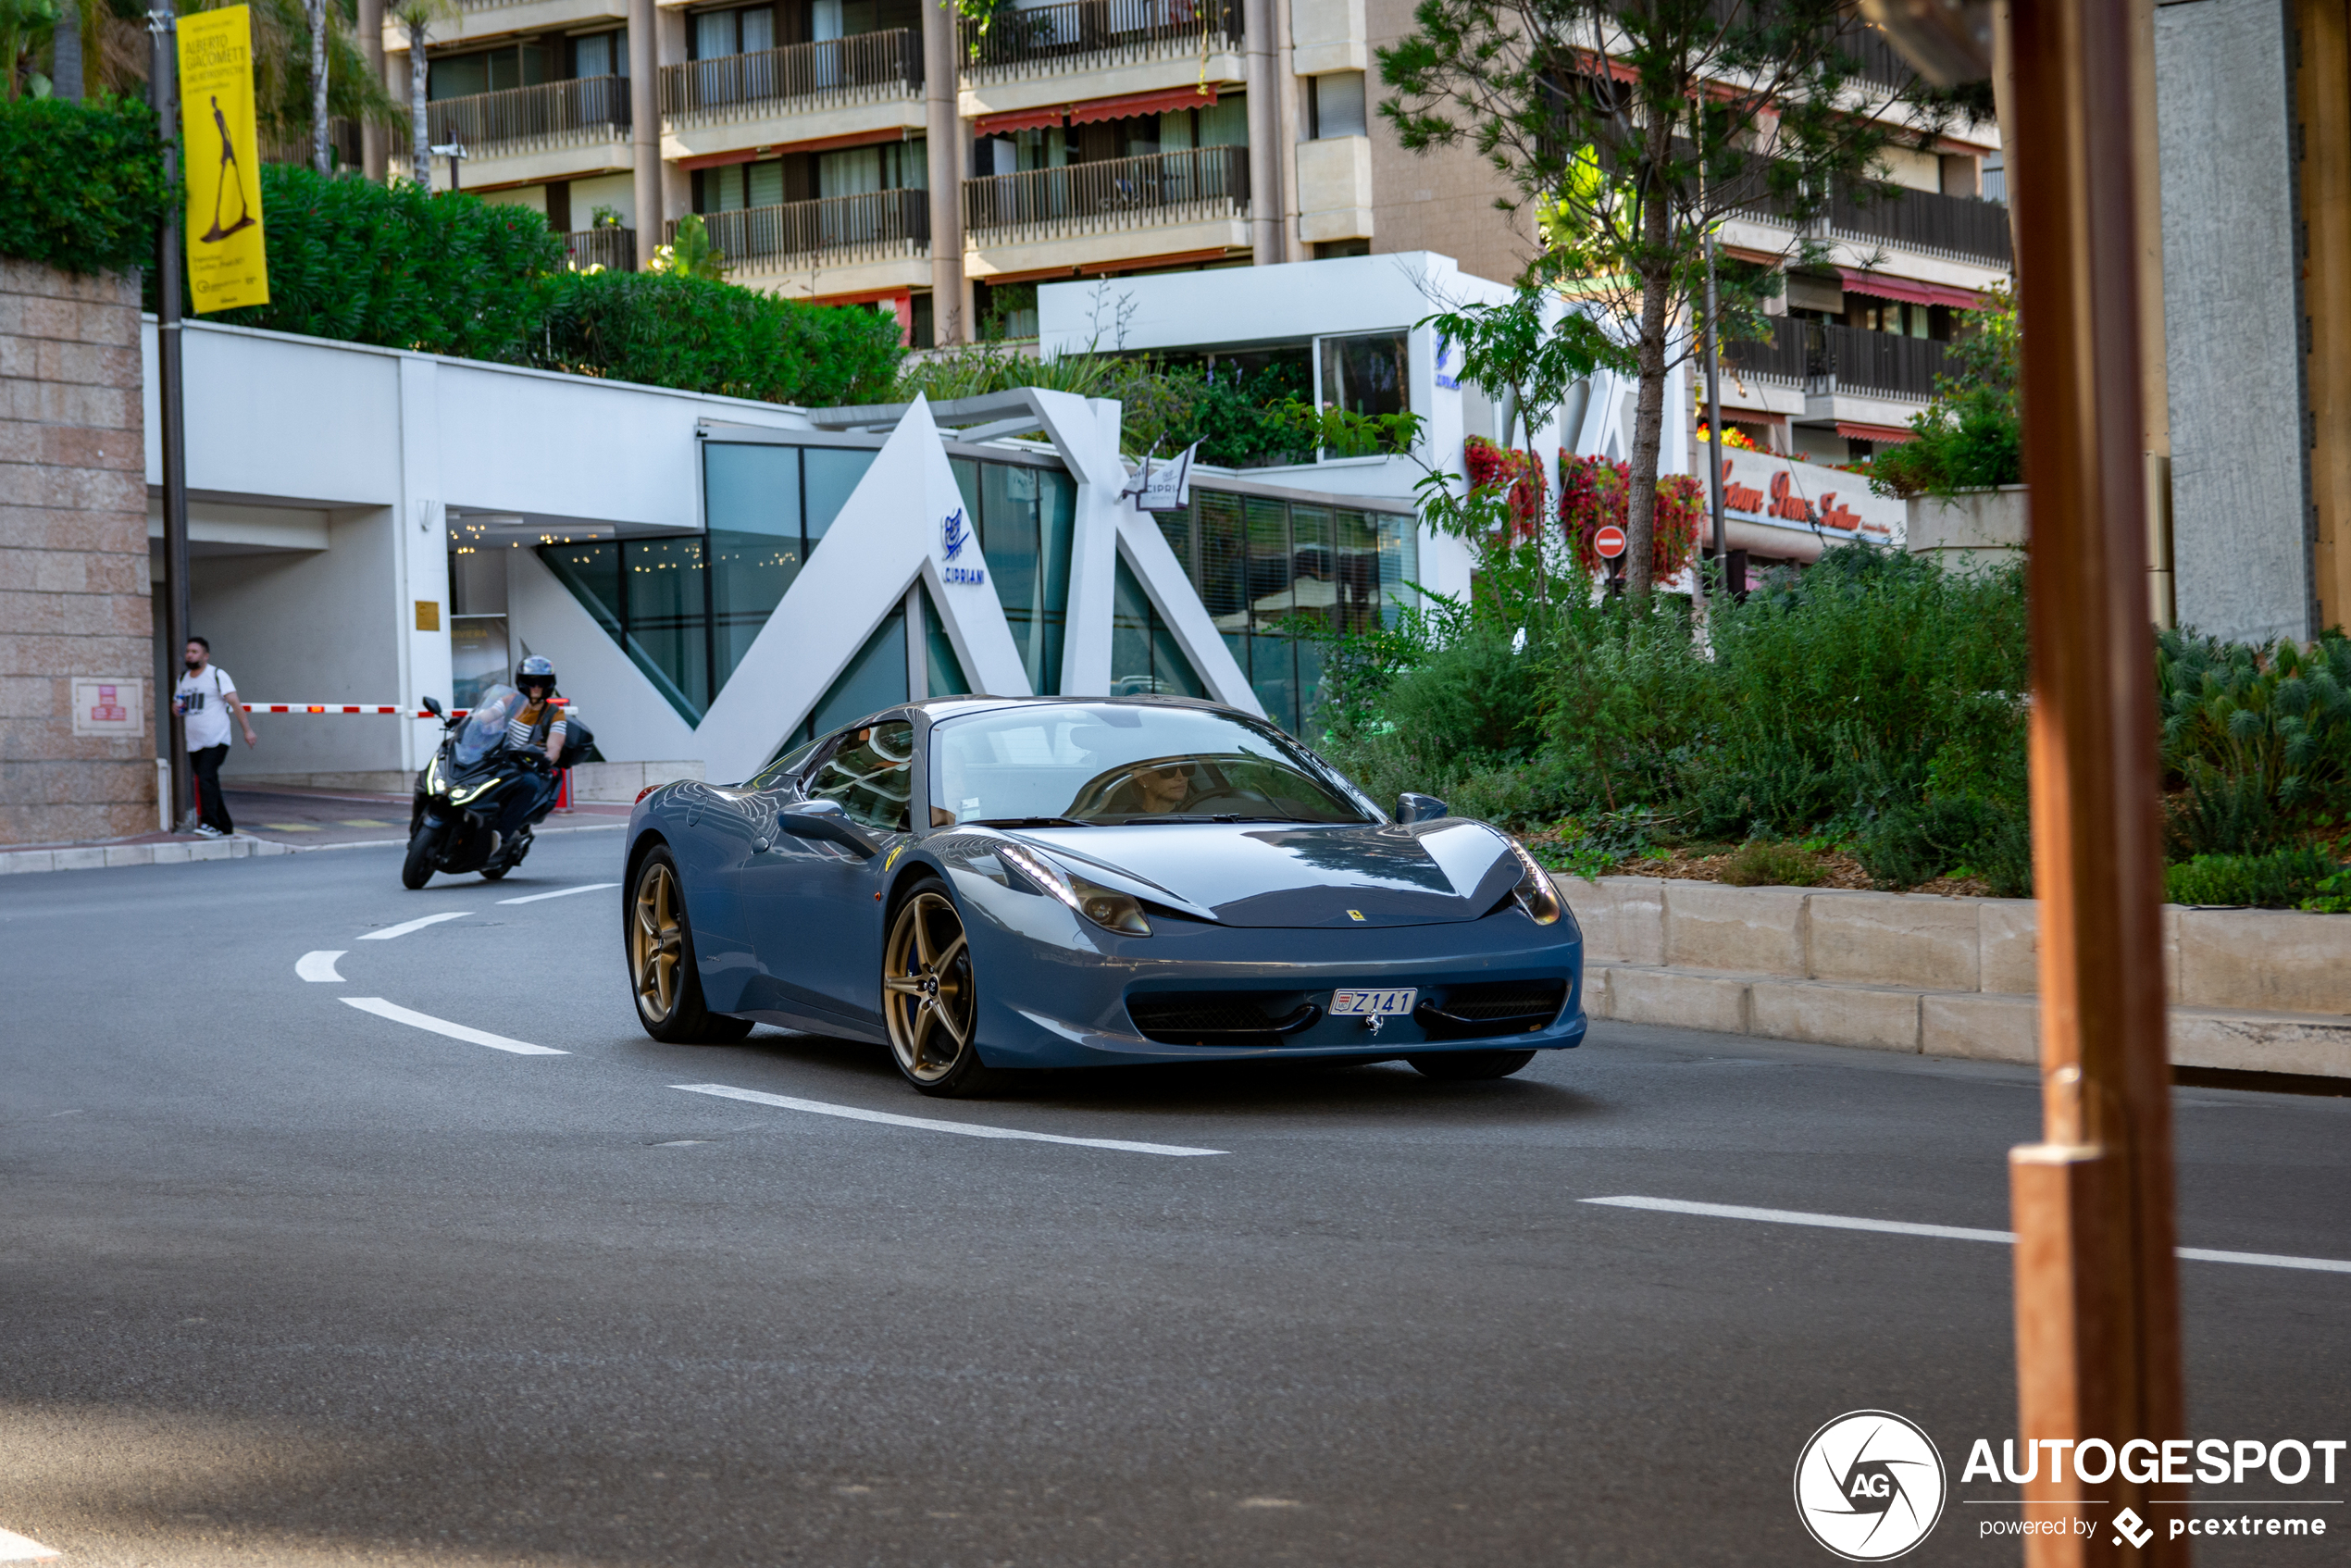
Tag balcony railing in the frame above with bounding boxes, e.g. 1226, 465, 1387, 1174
564, 226, 637, 271
1721, 316, 1810, 385
963, 144, 1249, 243
669, 189, 929, 270
960, 0, 1243, 80
1825, 183, 2010, 266
1803, 320, 1951, 401
426, 75, 630, 157
660, 30, 922, 122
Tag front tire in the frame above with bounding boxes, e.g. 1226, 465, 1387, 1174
628, 848, 753, 1044
1407, 1049, 1537, 1081
400, 823, 441, 890
882, 878, 998, 1097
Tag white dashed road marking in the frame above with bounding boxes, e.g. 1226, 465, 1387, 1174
295, 950, 347, 982
342, 998, 567, 1056
360, 912, 470, 940
1582, 1195, 2351, 1275
497, 882, 620, 905
0, 1524, 59, 1561
674, 1084, 1225, 1157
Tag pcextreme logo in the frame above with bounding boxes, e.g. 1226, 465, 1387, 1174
1795, 1411, 1948, 1561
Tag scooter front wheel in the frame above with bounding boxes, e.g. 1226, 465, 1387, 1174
401, 822, 443, 890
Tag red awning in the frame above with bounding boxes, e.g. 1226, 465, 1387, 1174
1835, 420, 1916, 444
1836, 268, 1984, 312
973, 106, 1070, 136
1067, 82, 1218, 124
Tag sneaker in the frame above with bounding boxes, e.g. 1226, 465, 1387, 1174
192, 824, 226, 839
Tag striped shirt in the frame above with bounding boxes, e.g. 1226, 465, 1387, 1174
507, 700, 567, 754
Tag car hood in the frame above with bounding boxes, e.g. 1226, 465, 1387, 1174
1014, 819, 1524, 927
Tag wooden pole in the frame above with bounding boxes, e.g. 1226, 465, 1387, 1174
2001, 0, 2188, 1561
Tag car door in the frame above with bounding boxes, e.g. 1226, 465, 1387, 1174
741, 714, 917, 1026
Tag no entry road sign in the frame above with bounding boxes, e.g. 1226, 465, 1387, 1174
1594, 526, 1627, 559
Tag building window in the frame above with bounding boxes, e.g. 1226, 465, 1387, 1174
428, 43, 551, 99
572, 30, 627, 78
1163, 488, 1415, 736
949, 457, 1077, 693
1981, 148, 2005, 205
692, 3, 776, 58
1318, 331, 1410, 420
1308, 71, 1366, 139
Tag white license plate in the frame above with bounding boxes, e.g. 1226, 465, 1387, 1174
1330, 987, 1417, 1017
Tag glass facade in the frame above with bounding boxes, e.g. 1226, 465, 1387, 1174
540, 442, 877, 723
1157, 486, 1417, 737
948, 457, 1076, 695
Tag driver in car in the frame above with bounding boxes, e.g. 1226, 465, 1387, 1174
1099, 759, 1203, 817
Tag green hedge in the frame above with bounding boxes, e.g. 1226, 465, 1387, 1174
146, 165, 905, 404
0, 97, 173, 277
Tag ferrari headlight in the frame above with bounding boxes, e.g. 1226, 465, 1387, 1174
1505, 839, 1562, 926
998, 842, 1152, 937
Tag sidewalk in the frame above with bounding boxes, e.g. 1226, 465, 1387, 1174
1, 785, 632, 875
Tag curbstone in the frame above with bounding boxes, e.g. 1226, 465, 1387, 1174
1978, 900, 2039, 995
2174, 907, 2351, 1017
101, 843, 154, 866
2169, 1008, 2351, 1078
1664, 882, 1807, 976
1806, 891, 1981, 992
1604, 965, 1753, 1034
1748, 977, 1922, 1052
1921, 992, 2040, 1065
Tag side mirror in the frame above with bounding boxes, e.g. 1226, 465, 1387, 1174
777, 798, 879, 859
1396, 791, 1449, 825
421, 695, 444, 718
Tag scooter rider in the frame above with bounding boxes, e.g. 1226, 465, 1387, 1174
498, 655, 570, 836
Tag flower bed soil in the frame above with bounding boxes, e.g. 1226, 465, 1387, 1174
1517, 838, 1996, 900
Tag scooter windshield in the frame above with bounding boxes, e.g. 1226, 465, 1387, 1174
455, 686, 519, 765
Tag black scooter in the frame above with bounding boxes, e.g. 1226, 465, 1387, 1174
402, 691, 580, 889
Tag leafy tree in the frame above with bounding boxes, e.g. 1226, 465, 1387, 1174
1867, 284, 2021, 498
649, 212, 728, 281
1381, 0, 1970, 598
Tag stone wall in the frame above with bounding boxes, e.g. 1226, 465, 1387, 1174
1559, 875, 2351, 1078
0, 259, 154, 844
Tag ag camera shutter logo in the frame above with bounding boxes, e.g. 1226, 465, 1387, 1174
1794, 1411, 1947, 1561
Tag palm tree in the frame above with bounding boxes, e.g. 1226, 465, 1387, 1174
385, 0, 454, 187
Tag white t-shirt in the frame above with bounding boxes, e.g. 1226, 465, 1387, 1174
175, 666, 237, 750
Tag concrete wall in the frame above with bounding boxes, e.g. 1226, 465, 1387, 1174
1562, 875, 2351, 1077
1, 261, 155, 844
2157, 0, 2314, 644
1906, 486, 2027, 576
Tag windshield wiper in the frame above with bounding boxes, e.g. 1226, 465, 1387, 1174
966, 815, 1092, 828
1113, 813, 1333, 825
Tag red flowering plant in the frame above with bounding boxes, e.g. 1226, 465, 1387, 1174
1462, 435, 1549, 541
1561, 453, 1702, 581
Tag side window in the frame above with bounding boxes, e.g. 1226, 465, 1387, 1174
806, 718, 914, 833
749, 735, 822, 791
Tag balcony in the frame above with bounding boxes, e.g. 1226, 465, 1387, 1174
959, 0, 1243, 82
670, 190, 929, 273
1744, 179, 2010, 268
660, 30, 922, 125
426, 75, 630, 160
1723, 318, 1953, 403
963, 144, 1249, 244
564, 226, 637, 271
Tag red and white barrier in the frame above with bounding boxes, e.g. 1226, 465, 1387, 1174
240, 699, 567, 718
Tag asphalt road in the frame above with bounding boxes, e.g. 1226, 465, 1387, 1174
3, 831, 2345, 1567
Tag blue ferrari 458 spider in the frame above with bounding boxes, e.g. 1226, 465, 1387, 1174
623, 696, 1586, 1096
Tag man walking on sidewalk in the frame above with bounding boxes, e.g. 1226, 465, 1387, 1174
172, 637, 255, 837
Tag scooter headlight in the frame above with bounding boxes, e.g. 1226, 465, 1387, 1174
998, 842, 1151, 937
1504, 839, 1562, 926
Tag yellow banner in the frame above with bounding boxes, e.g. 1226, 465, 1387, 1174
179, 6, 269, 313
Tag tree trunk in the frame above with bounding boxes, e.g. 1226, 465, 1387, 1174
1622, 111, 1679, 603
309, 0, 330, 174
52, 5, 82, 102
409, 22, 429, 191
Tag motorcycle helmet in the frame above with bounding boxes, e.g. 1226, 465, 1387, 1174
516, 654, 557, 693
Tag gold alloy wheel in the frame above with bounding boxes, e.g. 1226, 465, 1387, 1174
883, 890, 976, 1084
632, 859, 684, 1024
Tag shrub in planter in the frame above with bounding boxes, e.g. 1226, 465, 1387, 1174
0, 96, 172, 277
1721, 839, 1824, 888
2165, 849, 2335, 909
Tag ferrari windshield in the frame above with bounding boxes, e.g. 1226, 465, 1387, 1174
930, 703, 1373, 826
455, 685, 519, 765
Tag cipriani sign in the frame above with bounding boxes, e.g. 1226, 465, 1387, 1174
1710, 448, 1906, 546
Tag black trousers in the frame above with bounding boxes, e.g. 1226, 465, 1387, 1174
189, 743, 232, 832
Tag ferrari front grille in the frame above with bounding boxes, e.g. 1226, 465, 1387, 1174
1126, 992, 1321, 1045
1413, 979, 1568, 1039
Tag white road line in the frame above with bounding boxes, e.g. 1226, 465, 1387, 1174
342, 997, 567, 1056
1582, 1196, 2351, 1276
359, 911, 469, 940
0, 1524, 60, 1562
674, 1083, 1225, 1156
497, 881, 620, 905
295, 950, 347, 982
